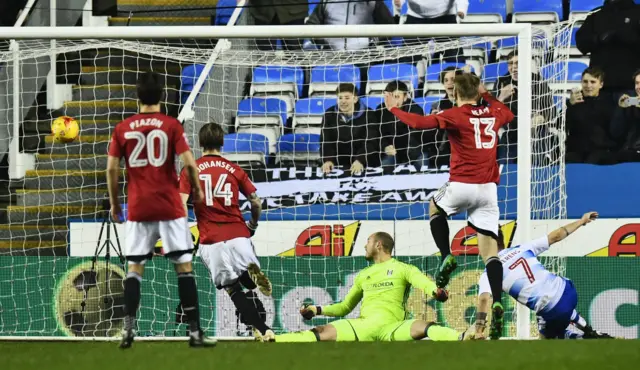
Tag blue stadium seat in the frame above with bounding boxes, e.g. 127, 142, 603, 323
235, 97, 287, 154
413, 96, 442, 114
569, 0, 604, 21
463, 0, 507, 23
276, 133, 321, 164
359, 95, 384, 110
309, 0, 319, 15
554, 26, 584, 58
366, 63, 419, 95
180, 64, 205, 104
496, 35, 548, 60
482, 62, 509, 90
309, 65, 361, 96
250, 65, 304, 114
222, 133, 269, 166
214, 0, 236, 25
293, 97, 335, 134
512, 0, 562, 23
540, 61, 587, 92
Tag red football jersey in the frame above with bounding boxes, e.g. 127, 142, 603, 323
179, 155, 257, 244
107, 112, 190, 221
390, 92, 514, 184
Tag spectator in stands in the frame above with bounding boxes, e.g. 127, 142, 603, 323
426, 66, 464, 167
368, 81, 426, 169
246, 0, 308, 50
565, 68, 619, 164
611, 70, 640, 162
321, 83, 375, 175
576, 0, 640, 97
305, 0, 396, 51
394, 0, 467, 63
494, 51, 554, 163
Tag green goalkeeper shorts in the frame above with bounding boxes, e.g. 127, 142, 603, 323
328, 318, 416, 342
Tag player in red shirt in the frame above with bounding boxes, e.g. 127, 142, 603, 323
386, 73, 515, 340
107, 72, 215, 348
179, 122, 274, 342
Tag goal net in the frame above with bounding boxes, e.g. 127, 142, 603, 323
0, 22, 574, 340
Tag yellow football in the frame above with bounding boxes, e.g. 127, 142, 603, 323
51, 116, 79, 143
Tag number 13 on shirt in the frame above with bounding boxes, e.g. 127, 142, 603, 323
199, 173, 233, 206
469, 117, 496, 149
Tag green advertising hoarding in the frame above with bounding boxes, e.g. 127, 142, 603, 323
0, 257, 637, 338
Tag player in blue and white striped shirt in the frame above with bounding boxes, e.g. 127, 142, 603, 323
471, 211, 613, 339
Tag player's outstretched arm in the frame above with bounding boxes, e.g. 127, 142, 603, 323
405, 265, 449, 302
548, 211, 598, 245
301, 283, 363, 319
179, 151, 204, 203
388, 107, 442, 130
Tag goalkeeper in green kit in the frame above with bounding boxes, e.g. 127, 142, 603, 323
272, 232, 464, 343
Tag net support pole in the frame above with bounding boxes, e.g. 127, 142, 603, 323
176, 0, 245, 124
9, 41, 21, 179
515, 24, 533, 339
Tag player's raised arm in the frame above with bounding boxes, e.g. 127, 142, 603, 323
404, 264, 449, 302
548, 212, 598, 246
479, 83, 515, 126
385, 91, 445, 130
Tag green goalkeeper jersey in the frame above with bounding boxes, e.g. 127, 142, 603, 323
321, 258, 437, 322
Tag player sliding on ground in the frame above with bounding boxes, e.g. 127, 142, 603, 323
179, 122, 275, 342
275, 232, 463, 343
471, 212, 613, 340
386, 73, 515, 339
107, 72, 216, 348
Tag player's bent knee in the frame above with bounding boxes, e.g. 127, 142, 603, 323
428, 199, 440, 218
223, 281, 243, 298
410, 320, 429, 340
127, 262, 145, 276
239, 271, 257, 290
168, 250, 194, 267
315, 324, 337, 341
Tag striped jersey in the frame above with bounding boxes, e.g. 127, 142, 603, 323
478, 236, 567, 315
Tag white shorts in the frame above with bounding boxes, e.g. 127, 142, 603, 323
432, 181, 499, 237
198, 237, 260, 289
125, 217, 193, 264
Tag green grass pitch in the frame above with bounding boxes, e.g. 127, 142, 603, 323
1, 340, 637, 370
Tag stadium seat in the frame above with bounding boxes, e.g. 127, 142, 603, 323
495, 35, 548, 60
554, 26, 584, 58
250, 65, 304, 114
413, 96, 442, 114
309, 65, 361, 96
461, 39, 492, 64
222, 133, 269, 167
540, 61, 587, 92
482, 62, 509, 90
512, 0, 562, 23
569, 0, 604, 22
359, 95, 384, 110
214, 0, 236, 25
293, 97, 335, 134
180, 64, 205, 104
425, 62, 475, 95
462, 0, 507, 23
366, 63, 419, 96
235, 97, 287, 154
276, 133, 321, 165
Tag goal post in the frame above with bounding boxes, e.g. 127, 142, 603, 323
0, 22, 569, 341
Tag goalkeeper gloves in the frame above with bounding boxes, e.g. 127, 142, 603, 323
432, 288, 449, 302
246, 221, 258, 237
300, 304, 321, 320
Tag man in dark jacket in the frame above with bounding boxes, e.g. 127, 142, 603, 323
576, 0, 640, 95
368, 81, 426, 169
248, 0, 308, 50
321, 83, 375, 175
494, 51, 555, 163
611, 70, 640, 162
565, 68, 619, 164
